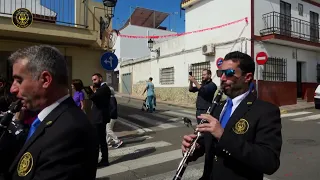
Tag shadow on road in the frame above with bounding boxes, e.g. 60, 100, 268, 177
110, 147, 156, 165
117, 104, 187, 129
119, 133, 155, 145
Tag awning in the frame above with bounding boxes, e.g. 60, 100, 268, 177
120, 7, 169, 30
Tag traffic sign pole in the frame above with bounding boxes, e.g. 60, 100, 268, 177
256, 63, 259, 98
255, 51, 268, 98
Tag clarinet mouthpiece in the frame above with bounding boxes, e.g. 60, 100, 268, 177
9, 99, 22, 113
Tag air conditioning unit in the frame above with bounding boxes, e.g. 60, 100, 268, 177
202, 43, 215, 56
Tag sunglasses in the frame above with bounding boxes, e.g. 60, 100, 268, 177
216, 69, 236, 77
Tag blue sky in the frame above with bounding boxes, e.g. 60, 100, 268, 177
94, 0, 186, 33
39, 0, 185, 31
41, 0, 75, 26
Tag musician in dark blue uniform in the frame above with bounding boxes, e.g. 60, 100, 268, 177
182, 51, 282, 180
0, 45, 99, 180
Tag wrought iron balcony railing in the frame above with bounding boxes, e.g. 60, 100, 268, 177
260, 11, 320, 43
0, 0, 88, 28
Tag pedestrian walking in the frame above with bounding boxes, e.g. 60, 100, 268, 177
102, 82, 123, 148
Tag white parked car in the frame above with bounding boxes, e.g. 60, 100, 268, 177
314, 85, 320, 109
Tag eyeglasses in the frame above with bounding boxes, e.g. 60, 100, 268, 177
216, 69, 235, 77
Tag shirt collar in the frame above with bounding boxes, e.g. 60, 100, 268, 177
227, 90, 250, 108
38, 94, 70, 122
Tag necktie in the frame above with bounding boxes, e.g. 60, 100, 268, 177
220, 99, 233, 128
26, 118, 41, 141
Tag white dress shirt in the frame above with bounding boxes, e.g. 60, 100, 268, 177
38, 94, 70, 122
219, 90, 250, 121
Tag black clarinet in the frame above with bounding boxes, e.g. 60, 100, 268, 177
0, 100, 22, 128
0, 99, 26, 176
0, 99, 22, 138
172, 90, 224, 180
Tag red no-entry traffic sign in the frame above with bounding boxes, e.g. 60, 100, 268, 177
256, 52, 268, 65
216, 57, 224, 69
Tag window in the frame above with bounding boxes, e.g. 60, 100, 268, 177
262, 57, 287, 82
159, 67, 174, 85
298, 3, 303, 16
310, 11, 319, 42
189, 61, 211, 82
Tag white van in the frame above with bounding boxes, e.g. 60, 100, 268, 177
314, 85, 320, 109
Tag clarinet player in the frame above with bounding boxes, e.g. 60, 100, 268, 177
0, 45, 99, 180
181, 51, 282, 180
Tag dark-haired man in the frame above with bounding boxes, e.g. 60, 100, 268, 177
189, 69, 217, 124
181, 51, 282, 180
88, 73, 111, 167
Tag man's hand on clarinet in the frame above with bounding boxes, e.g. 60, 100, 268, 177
181, 134, 200, 153
196, 114, 224, 140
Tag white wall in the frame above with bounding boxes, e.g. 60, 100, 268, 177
255, 0, 320, 36
114, 25, 177, 71
254, 42, 320, 82
121, 41, 249, 87
184, 0, 251, 49
119, 0, 252, 88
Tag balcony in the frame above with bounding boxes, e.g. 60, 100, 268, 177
0, 0, 109, 48
259, 12, 320, 49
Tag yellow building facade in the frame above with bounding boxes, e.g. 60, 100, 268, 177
0, 0, 115, 89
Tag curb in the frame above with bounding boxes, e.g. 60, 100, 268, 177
280, 106, 314, 114
116, 94, 315, 113
115, 94, 196, 110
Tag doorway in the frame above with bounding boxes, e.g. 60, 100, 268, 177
297, 61, 302, 98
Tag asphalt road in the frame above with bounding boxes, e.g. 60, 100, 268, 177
96, 96, 320, 180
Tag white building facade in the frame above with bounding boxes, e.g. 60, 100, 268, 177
114, 24, 177, 71
119, 0, 320, 106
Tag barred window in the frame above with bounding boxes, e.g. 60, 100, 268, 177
160, 67, 174, 85
190, 61, 211, 82
262, 57, 287, 81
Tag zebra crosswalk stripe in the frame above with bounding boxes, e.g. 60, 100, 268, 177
128, 114, 181, 130
140, 162, 204, 180
117, 117, 153, 133
281, 111, 312, 118
290, 114, 320, 122
96, 149, 182, 177
140, 162, 274, 180
160, 111, 196, 121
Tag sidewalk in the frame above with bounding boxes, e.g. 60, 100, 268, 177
115, 92, 315, 114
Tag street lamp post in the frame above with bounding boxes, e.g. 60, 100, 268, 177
102, 0, 117, 28
148, 38, 160, 57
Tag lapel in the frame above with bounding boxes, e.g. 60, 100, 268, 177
223, 92, 256, 133
212, 100, 226, 119
9, 97, 75, 172
207, 100, 226, 149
